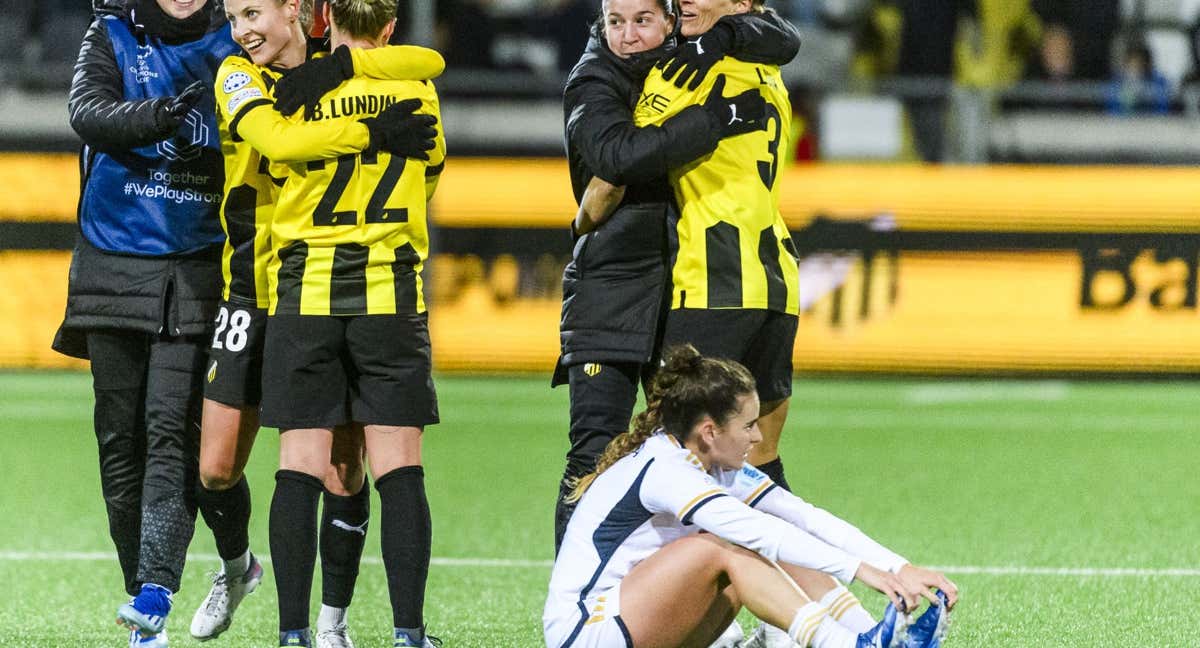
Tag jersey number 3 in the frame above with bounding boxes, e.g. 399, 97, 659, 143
757, 104, 782, 190
312, 151, 409, 227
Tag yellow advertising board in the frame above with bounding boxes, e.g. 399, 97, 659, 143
4, 155, 1200, 373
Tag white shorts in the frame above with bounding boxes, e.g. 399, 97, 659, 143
544, 585, 632, 648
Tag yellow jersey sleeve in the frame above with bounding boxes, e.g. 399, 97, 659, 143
422, 86, 446, 201
215, 55, 370, 164
634, 58, 800, 313
350, 45, 446, 82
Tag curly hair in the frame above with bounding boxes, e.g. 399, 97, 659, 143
566, 344, 756, 502
327, 0, 394, 40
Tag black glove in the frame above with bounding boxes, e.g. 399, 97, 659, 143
273, 45, 356, 118
156, 80, 206, 130
702, 74, 767, 137
359, 98, 438, 160
657, 22, 735, 90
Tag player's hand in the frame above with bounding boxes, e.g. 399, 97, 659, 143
360, 98, 438, 160
896, 564, 959, 610
854, 562, 920, 614
574, 177, 626, 235
702, 74, 767, 138
657, 22, 734, 90
157, 80, 206, 129
273, 45, 355, 118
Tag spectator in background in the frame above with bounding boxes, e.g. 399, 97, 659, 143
1027, 22, 1073, 82
1031, 0, 1119, 81
436, 0, 497, 68
1107, 40, 1170, 115
543, 0, 595, 72
895, 0, 973, 161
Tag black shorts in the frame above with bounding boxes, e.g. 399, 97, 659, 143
204, 300, 267, 408
260, 313, 439, 430
661, 308, 798, 403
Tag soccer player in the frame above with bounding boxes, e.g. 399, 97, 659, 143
545, 345, 957, 648
55, 1, 239, 645
193, 0, 445, 645
257, 0, 445, 646
553, 0, 805, 558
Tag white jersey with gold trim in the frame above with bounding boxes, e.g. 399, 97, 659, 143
544, 432, 903, 648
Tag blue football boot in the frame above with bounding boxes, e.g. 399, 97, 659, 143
117, 583, 172, 636
394, 628, 442, 647
904, 590, 950, 648
129, 628, 168, 647
857, 602, 906, 648
280, 628, 313, 647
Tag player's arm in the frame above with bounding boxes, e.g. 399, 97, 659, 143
573, 176, 626, 235
657, 9, 802, 89
216, 58, 369, 163
351, 45, 445, 81
720, 9, 802, 66
640, 461, 859, 581
68, 18, 200, 151
273, 45, 445, 117
422, 89, 447, 200
565, 71, 722, 188
754, 487, 959, 608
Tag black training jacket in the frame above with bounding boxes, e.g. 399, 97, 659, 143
53, 0, 227, 359
555, 11, 803, 375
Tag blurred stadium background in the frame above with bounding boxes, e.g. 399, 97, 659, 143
6, 0, 1200, 373
4, 0, 1200, 646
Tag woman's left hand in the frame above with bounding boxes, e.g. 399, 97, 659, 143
896, 564, 959, 610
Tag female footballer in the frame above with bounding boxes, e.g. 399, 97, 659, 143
257, 0, 445, 646
553, 0, 804, 557
546, 345, 957, 648
193, 0, 444, 645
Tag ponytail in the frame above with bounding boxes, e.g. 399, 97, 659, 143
566, 345, 756, 502
327, 0, 394, 40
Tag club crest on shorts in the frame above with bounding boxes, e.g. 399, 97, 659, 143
207, 360, 218, 383
583, 363, 602, 377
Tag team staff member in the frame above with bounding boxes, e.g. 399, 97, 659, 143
193, 0, 445, 645
53, 0, 237, 644
546, 345, 955, 648
553, 0, 803, 551
259, 1, 444, 645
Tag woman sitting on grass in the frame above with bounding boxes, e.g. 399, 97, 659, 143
544, 344, 957, 648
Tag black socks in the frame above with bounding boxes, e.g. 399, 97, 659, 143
375, 466, 431, 630
320, 477, 371, 608
270, 469, 322, 632
198, 475, 252, 561
755, 457, 792, 492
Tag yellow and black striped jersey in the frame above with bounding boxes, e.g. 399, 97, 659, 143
634, 57, 800, 314
267, 73, 446, 316
214, 46, 445, 309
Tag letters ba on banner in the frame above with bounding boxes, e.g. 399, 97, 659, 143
793, 239, 1200, 374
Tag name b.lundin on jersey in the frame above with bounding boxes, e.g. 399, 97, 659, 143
307, 94, 404, 121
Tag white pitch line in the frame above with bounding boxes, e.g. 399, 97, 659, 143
905, 381, 1069, 405
1, 552, 1196, 577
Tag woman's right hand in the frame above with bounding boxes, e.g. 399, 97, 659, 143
854, 562, 920, 614
574, 177, 626, 235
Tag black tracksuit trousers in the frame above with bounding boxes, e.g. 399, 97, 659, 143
87, 329, 206, 595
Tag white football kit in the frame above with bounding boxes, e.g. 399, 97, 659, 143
543, 432, 908, 648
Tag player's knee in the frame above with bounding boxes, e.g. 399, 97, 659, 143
199, 466, 240, 491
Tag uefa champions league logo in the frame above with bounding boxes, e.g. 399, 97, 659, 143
157, 108, 208, 162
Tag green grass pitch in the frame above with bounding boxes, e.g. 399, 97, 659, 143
1, 372, 1198, 647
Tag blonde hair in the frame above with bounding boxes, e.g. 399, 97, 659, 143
566, 345, 757, 502
327, 0, 395, 40
298, 0, 314, 33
